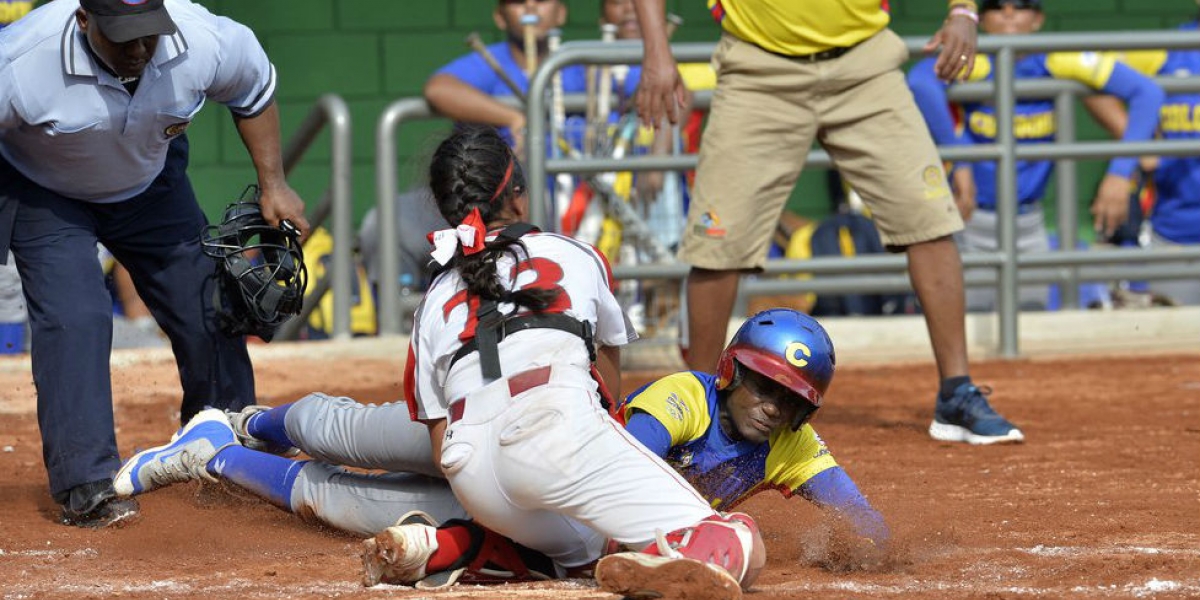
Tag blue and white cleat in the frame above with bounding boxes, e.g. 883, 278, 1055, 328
114, 408, 237, 496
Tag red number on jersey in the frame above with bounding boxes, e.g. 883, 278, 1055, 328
442, 256, 573, 340
512, 257, 572, 313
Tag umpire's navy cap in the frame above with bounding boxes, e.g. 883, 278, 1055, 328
80, 0, 177, 43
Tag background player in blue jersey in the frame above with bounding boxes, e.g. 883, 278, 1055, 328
112, 308, 885, 588
424, 0, 584, 151
907, 0, 1165, 312
1083, 17, 1200, 306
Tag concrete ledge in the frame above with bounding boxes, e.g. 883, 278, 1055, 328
625, 306, 1200, 371
0, 306, 1194, 375
788, 306, 1200, 365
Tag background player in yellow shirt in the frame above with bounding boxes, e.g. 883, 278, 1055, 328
633, 0, 1026, 446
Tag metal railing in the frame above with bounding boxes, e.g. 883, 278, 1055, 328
372, 92, 711, 335
274, 94, 353, 341
524, 31, 1200, 357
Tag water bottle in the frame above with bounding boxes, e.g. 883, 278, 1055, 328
399, 273, 417, 334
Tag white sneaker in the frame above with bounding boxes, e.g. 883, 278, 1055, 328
114, 409, 236, 496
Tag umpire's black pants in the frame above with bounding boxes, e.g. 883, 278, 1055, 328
0, 135, 255, 499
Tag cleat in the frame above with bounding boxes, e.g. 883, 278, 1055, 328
929, 384, 1025, 445
361, 512, 439, 587
114, 409, 237, 496
226, 405, 299, 457
643, 512, 765, 589
595, 552, 742, 600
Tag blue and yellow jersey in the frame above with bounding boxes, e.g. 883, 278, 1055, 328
960, 52, 1115, 210
909, 50, 1162, 211
622, 371, 838, 511
1109, 22, 1200, 244
706, 0, 888, 56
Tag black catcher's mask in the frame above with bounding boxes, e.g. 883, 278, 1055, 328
202, 187, 307, 342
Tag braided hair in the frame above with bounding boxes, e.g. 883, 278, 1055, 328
428, 125, 558, 311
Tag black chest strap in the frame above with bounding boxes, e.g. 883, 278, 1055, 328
451, 312, 596, 381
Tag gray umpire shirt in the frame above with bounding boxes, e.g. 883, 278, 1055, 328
0, 0, 276, 203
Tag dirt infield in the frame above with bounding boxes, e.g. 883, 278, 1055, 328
0, 347, 1197, 599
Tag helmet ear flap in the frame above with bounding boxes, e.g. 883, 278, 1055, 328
729, 361, 743, 390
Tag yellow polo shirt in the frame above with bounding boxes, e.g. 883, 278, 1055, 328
707, 0, 890, 55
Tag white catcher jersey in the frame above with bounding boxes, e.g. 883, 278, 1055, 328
405, 230, 637, 420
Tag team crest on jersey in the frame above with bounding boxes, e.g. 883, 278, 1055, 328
665, 392, 689, 421
164, 122, 190, 138
694, 211, 727, 238
672, 449, 694, 468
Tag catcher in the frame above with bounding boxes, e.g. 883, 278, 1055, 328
113, 307, 886, 590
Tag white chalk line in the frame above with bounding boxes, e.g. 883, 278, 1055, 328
3, 544, 1199, 597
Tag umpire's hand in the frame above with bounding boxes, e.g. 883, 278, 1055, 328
260, 183, 311, 239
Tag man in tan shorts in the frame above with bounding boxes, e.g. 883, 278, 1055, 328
633, 0, 1025, 445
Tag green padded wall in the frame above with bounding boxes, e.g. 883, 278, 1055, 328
185, 0, 1199, 237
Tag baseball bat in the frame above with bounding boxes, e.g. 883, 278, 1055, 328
465, 32, 527, 104
547, 28, 574, 225
584, 64, 598, 155
665, 13, 684, 40
521, 13, 540, 77
596, 23, 618, 154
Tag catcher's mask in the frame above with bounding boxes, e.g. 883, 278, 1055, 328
201, 187, 307, 341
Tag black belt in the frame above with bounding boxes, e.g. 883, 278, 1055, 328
758, 42, 857, 62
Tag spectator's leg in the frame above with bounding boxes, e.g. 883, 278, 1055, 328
684, 268, 741, 372
905, 237, 969, 379
678, 35, 818, 371
816, 30, 966, 380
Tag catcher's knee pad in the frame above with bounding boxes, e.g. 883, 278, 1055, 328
644, 512, 767, 590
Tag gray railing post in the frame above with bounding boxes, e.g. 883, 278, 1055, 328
375, 98, 436, 337
1054, 91, 1079, 310
995, 47, 1020, 357
276, 93, 352, 340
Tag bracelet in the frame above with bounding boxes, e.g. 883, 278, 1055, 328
948, 0, 978, 10
949, 6, 979, 23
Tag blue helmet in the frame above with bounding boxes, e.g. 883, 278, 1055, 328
716, 309, 836, 426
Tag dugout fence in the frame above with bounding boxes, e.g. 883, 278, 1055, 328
363, 30, 1200, 357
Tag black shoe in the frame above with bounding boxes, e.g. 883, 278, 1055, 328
56, 479, 140, 529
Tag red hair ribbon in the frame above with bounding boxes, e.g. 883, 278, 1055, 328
490, 158, 514, 202
427, 207, 487, 266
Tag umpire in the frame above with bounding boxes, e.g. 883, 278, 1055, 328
0, 0, 308, 528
